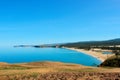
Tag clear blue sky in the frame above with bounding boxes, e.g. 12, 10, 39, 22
0, 0, 120, 46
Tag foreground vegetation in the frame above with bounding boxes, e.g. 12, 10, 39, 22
0, 61, 120, 80
100, 55, 120, 67
1, 72, 120, 80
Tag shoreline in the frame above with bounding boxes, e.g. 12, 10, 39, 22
64, 47, 114, 62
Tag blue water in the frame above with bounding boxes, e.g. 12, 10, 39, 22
103, 51, 112, 54
0, 47, 101, 66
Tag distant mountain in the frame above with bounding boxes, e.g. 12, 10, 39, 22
60, 38, 120, 48
107, 38, 120, 42
16, 38, 120, 49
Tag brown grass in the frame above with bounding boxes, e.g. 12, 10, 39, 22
0, 61, 120, 80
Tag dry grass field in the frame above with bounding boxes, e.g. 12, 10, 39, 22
0, 61, 120, 80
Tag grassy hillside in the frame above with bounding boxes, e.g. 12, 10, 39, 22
0, 61, 120, 80
100, 55, 120, 67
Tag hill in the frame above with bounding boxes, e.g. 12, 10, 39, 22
0, 61, 120, 80
100, 55, 120, 67
16, 38, 120, 49
60, 38, 120, 49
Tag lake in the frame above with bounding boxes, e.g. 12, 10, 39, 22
0, 47, 101, 66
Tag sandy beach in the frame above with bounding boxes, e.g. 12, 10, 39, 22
64, 47, 114, 62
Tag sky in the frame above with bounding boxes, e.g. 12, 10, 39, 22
0, 0, 120, 46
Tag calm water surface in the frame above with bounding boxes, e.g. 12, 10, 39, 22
0, 47, 101, 66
